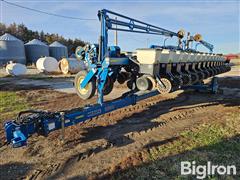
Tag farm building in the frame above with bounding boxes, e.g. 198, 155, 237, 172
49, 41, 68, 60
0, 33, 26, 66
25, 39, 49, 64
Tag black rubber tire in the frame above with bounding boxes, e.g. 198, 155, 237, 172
117, 72, 128, 84
127, 80, 136, 90
103, 76, 114, 95
74, 70, 96, 100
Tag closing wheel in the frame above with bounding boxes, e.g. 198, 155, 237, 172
190, 73, 198, 85
182, 74, 191, 85
173, 75, 183, 87
157, 78, 172, 94
103, 76, 114, 95
74, 70, 96, 100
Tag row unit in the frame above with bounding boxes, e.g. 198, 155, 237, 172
136, 48, 225, 64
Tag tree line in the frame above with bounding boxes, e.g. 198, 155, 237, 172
0, 23, 86, 55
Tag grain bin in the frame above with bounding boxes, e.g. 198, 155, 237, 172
25, 39, 49, 64
49, 41, 68, 60
0, 33, 26, 66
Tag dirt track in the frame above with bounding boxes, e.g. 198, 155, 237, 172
0, 69, 239, 179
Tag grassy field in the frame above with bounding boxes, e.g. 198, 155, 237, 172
113, 112, 240, 179
0, 91, 29, 122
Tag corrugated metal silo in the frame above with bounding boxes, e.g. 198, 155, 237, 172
0, 33, 26, 66
49, 41, 68, 60
25, 39, 49, 64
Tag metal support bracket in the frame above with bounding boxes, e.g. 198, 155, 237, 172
181, 77, 218, 94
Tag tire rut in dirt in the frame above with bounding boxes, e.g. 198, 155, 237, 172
68, 93, 213, 153
56, 93, 215, 170
127, 102, 217, 139
27, 163, 61, 180
63, 94, 189, 148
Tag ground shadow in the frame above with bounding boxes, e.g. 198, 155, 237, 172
0, 162, 32, 180
69, 76, 240, 146
46, 76, 240, 179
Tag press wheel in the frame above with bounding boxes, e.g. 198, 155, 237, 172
157, 78, 172, 94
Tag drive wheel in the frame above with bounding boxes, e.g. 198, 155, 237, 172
157, 78, 172, 94
75, 70, 96, 100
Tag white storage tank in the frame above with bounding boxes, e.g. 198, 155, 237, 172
185, 53, 192, 62
136, 48, 161, 64
206, 53, 211, 62
59, 58, 86, 74
36, 57, 59, 73
213, 54, 217, 62
210, 54, 215, 62
159, 49, 171, 63
200, 53, 205, 62
202, 53, 207, 62
191, 53, 197, 62
188, 53, 195, 62
171, 50, 181, 63
137, 48, 176, 64
180, 52, 188, 63
196, 53, 202, 62
220, 55, 225, 62
25, 39, 49, 64
49, 41, 68, 61
0, 33, 26, 66
6, 61, 27, 76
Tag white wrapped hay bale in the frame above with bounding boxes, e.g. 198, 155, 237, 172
59, 58, 86, 74
36, 57, 59, 73
6, 62, 27, 76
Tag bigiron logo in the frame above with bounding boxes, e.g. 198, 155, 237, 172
181, 161, 237, 179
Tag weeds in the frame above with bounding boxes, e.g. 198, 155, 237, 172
0, 91, 29, 121
113, 113, 240, 179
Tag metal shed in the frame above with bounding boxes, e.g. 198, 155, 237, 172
25, 39, 49, 64
49, 41, 68, 60
0, 33, 26, 66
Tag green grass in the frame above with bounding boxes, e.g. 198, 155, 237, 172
0, 91, 29, 122
113, 113, 240, 179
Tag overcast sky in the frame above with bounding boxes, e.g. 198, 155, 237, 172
1, 0, 239, 54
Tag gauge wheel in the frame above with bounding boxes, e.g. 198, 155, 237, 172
157, 78, 172, 94
74, 70, 96, 100
127, 80, 136, 90
103, 76, 114, 95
